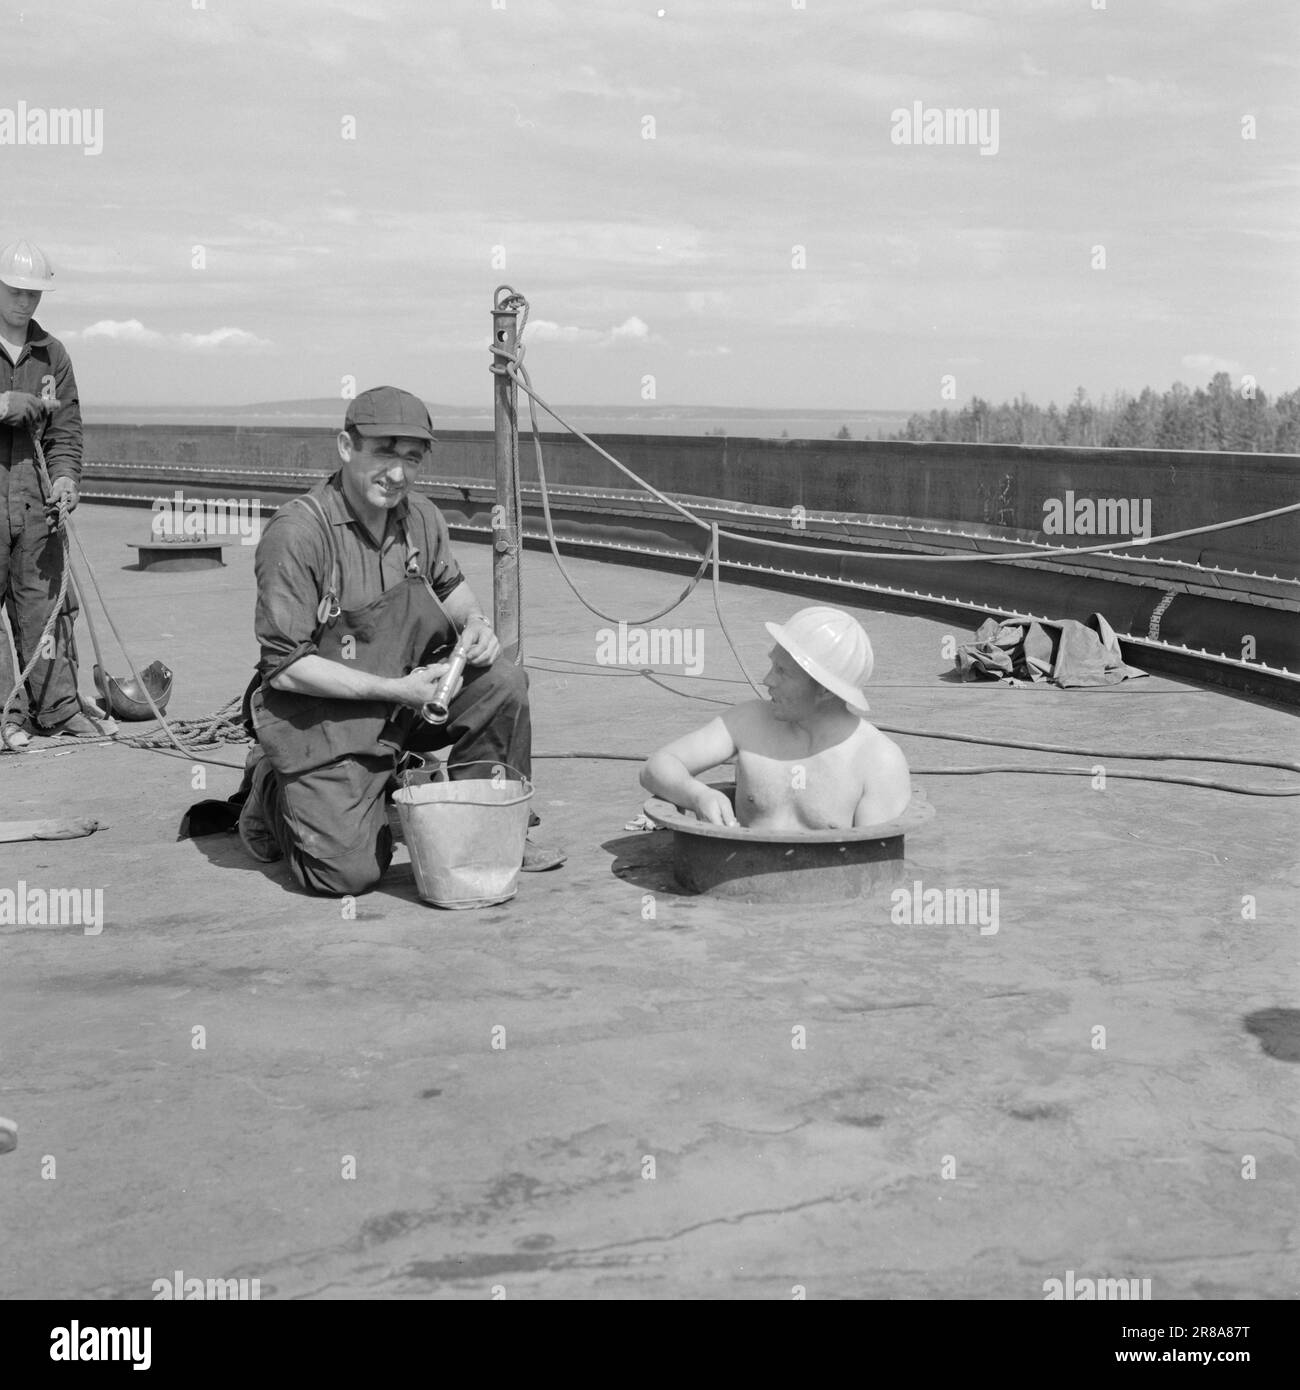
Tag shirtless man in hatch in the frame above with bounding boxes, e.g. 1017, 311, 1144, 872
640, 607, 911, 832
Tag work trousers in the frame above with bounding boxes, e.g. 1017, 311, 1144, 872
253, 659, 531, 897
0, 505, 80, 729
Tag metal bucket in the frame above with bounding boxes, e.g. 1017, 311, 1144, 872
392, 761, 532, 910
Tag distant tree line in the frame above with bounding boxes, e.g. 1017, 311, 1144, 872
889, 376, 1300, 453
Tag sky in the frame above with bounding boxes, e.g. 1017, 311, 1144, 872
6, 0, 1297, 413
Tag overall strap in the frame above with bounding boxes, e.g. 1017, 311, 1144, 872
399, 514, 423, 579
294, 493, 342, 624
241, 492, 344, 738
401, 510, 462, 643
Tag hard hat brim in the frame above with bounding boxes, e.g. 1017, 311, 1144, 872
0, 275, 52, 291
764, 621, 869, 714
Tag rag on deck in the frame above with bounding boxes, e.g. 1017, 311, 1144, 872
955, 613, 1147, 688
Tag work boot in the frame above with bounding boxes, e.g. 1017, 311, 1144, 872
237, 747, 284, 863
521, 839, 566, 872
45, 712, 102, 739
2, 723, 30, 751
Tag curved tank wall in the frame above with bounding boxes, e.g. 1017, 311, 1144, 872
82, 425, 1299, 573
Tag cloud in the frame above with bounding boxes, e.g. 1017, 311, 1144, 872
76, 318, 164, 344
528, 316, 658, 347
527, 320, 603, 345
176, 327, 272, 351
12, 0, 1295, 411
68, 320, 270, 351
610, 316, 650, 341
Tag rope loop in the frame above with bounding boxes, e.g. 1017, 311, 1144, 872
490, 285, 530, 375
3, 427, 243, 762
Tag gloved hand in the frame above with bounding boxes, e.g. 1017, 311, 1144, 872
47, 476, 78, 524
0, 391, 49, 427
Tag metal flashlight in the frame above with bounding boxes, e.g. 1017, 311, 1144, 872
420, 640, 470, 725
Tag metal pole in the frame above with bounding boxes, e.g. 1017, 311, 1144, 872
491, 290, 521, 662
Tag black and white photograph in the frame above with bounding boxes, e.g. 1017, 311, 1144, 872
1, 0, 1296, 1345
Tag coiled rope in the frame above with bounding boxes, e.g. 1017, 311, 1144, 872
2, 428, 248, 767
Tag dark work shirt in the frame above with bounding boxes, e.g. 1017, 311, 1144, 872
1, 317, 83, 523
254, 472, 464, 681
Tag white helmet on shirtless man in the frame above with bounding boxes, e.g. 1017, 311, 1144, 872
640, 607, 911, 832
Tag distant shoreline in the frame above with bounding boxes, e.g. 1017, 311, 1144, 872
81, 403, 918, 441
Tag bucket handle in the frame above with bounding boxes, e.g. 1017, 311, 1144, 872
399, 754, 532, 795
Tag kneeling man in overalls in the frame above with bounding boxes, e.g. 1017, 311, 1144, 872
239, 386, 564, 896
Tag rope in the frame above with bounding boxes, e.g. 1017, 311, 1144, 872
20, 709, 250, 768
12, 288, 1293, 808
519, 648, 1300, 795
711, 520, 766, 700
1, 485, 72, 750
528, 658, 1300, 780
62, 517, 232, 762
490, 289, 1298, 725
486, 288, 1296, 798
499, 332, 1299, 566
531, 751, 1298, 797
870, 723, 1300, 773
510, 356, 711, 532
494, 288, 1298, 734
712, 499, 1300, 564
0, 433, 248, 764
493, 311, 718, 625
117, 696, 249, 754
526, 369, 717, 622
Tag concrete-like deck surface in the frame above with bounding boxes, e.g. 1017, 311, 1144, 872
2, 503, 1296, 1299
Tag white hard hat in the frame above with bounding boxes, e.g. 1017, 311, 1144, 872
764, 607, 874, 713
0, 240, 56, 291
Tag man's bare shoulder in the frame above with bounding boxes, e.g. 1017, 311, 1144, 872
722, 699, 775, 741
854, 722, 909, 772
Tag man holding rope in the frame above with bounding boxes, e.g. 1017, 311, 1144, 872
237, 386, 565, 896
0, 239, 97, 749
